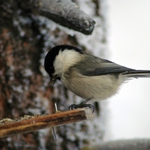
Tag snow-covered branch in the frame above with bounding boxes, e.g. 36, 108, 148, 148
40, 0, 95, 35
95, 139, 150, 150
20, 0, 95, 35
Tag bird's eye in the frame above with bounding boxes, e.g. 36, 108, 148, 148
57, 77, 61, 80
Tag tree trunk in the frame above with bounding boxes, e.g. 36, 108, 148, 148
0, 0, 107, 149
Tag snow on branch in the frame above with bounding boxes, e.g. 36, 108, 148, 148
0, 108, 94, 138
39, 0, 95, 35
21, 0, 95, 35
95, 139, 150, 150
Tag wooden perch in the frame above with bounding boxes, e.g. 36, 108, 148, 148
0, 108, 94, 138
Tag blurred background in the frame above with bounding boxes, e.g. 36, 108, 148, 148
106, 0, 150, 140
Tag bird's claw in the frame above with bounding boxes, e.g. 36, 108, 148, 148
68, 103, 95, 113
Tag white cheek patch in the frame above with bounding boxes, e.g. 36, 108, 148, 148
53, 49, 82, 76
53, 52, 63, 76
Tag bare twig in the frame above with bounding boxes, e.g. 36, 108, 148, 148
0, 108, 94, 138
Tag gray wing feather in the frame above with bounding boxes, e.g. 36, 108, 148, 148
69, 54, 150, 78
74, 55, 134, 76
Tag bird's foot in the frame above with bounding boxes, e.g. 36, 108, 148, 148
68, 103, 95, 112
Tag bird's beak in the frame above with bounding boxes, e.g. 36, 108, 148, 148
50, 75, 57, 85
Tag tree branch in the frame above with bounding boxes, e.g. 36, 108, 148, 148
20, 0, 95, 35
40, 0, 95, 35
95, 139, 150, 150
0, 108, 94, 138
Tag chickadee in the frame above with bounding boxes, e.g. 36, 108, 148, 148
44, 45, 150, 110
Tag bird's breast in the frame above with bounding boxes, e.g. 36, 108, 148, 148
61, 73, 124, 101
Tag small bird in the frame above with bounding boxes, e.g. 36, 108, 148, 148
44, 45, 150, 110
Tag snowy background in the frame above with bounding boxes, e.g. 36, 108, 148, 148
105, 0, 150, 140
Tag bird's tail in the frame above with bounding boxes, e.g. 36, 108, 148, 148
122, 70, 150, 78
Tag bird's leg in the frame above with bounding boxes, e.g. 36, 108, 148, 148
68, 98, 95, 112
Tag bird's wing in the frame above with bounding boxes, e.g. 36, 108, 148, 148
74, 55, 134, 76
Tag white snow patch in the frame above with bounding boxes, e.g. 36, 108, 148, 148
24, 68, 33, 77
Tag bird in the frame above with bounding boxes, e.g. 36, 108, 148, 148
44, 45, 150, 110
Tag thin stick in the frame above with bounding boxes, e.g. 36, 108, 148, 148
0, 108, 94, 138
52, 127, 57, 141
